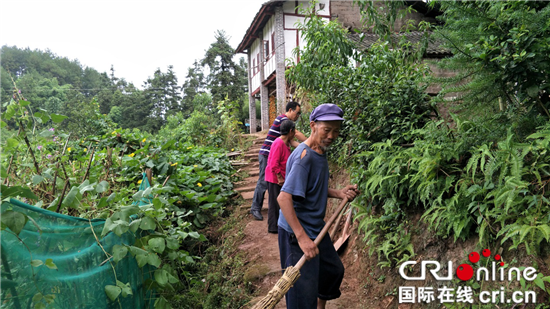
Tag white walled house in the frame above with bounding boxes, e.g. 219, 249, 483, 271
236, 0, 330, 132
236, 0, 443, 132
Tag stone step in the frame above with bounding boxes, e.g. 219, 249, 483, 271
234, 178, 256, 187
241, 191, 254, 200
246, 148, 262, 155
244, 153, 259, 161
243, 166, 259, 174
235, 184, 256, 193
240, 192, 270, 209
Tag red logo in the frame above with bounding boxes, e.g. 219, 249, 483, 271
456, 249, 505, 281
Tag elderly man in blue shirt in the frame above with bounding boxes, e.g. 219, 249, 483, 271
277, 103, 359, 309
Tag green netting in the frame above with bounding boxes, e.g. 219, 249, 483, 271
1, 173, 155, 309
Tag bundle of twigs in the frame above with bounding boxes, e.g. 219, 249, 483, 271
251, 197, 350, 309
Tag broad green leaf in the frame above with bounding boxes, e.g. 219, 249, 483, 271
161, 139, 176, 150
32, 175, 45, 186
101, 218, 114, 237
147, 253, 162, 268
106, 192, 117, 203
136, 254, 148, 268
1, 210, 28, 236
132, 190, 143, 201
140, 216, 156, 230
62, 186, 80, 209
45, 258, 57, 270
31, 259, 43, 267
120, 206, 139, 219
38, 129, 54, 138
166, 237, 179, 250
154, 296, 170, 309
111, 220, 129, 236
0, 120, 6, 128
6, 138, 19, 149
167, 272, 179, 284
79, 184, 95, 194
152, 198, 162, 210
19, 100, 30, 107
96, 180, 109, 193
97, 197, 108, 209
32, 292, 43, 303
50, 114, 68, 123
104, 285, 121, 301
148, 237, 166, 254
534, 274, 545, 290
112, 244, 128, 262
116, 280, 133, 297
34, 112, 50, 123
129, 219, 141, 233
4, 103, 17, 120
1, 164, 7, 178
154, 269, 168, 286
129, 246, 147, 256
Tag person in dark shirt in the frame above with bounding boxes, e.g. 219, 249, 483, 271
250, 101, 306, 221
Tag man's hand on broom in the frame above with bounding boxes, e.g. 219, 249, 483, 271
340, 184, 359, 201
297, 234, 319, 261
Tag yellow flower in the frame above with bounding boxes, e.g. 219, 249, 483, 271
197, 183, 202, 187
187, 146, 192, 150
171, 162, 177, 166
142, 138, 146, 143
128, 153, 135, 157
67, 147, 71, 152
231, 148, 234, 151
112, 131, 116, 135
193, 165, 197, 168
138, 179, 142, 184
84, 148, 88, 152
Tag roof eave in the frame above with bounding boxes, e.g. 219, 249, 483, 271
235, 1, 281, 54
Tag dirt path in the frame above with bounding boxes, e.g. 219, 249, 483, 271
233, 133, 377, 309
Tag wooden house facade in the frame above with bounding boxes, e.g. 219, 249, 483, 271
236, 0, 444, 132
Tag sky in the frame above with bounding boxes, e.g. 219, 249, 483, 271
1, 0, 264, 87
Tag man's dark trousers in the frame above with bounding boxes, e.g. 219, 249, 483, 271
250, 154, 268, 216
278, 227, 344, 308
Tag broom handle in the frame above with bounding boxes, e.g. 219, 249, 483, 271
294, 197, 349, 270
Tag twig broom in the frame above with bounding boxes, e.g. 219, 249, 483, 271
251, 198, 350, 309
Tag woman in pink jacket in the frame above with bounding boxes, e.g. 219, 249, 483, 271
265, 119, 296, 233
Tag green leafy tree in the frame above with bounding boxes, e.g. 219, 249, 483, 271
181, 60, 206, 116
118, 86, 150, 131
143, 66, 182, 132
431, 0, 550, 120
201, 30, 248, 110
287, 10, 432, 161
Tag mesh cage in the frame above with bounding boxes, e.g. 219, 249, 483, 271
1, 173, 155, 308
